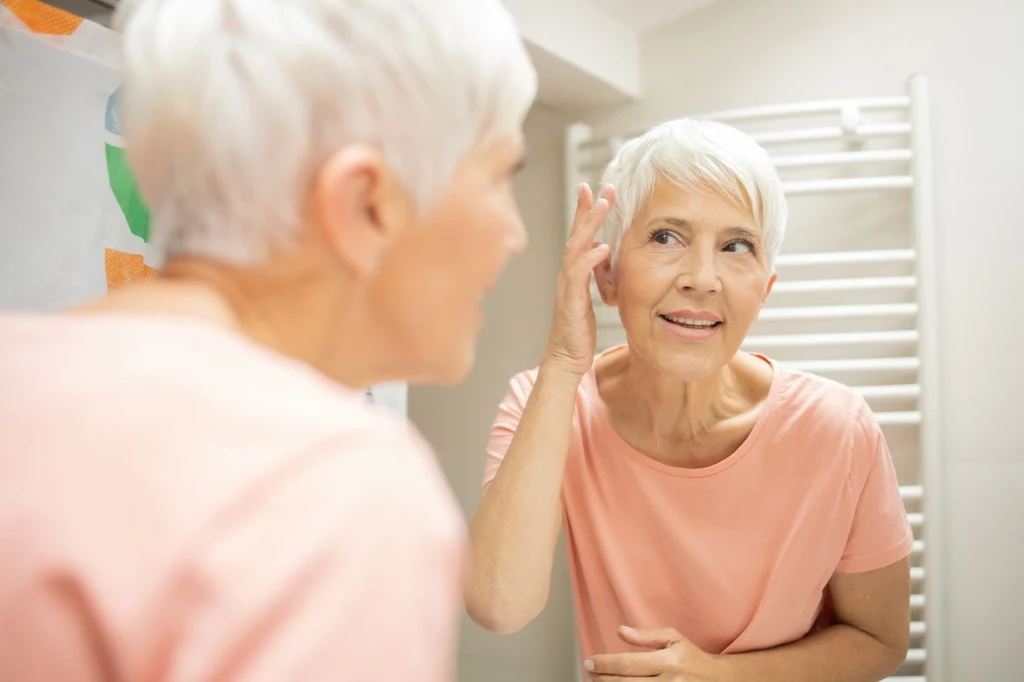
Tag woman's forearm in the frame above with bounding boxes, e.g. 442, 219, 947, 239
465, 365, 582, 634
719, 624, 908, 682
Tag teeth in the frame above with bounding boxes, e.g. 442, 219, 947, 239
664, 315, 718, 327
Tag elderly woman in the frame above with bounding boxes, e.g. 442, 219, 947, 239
468, 119, 913, 681
0, 0, 534, 680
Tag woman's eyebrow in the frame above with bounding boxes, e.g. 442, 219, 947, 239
650, 217, 692, 229
724, 226, 760, 240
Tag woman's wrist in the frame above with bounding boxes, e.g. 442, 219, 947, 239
537, 360, 587, 387
708, 653, 740, 682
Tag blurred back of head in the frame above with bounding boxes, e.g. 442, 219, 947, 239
113, 0, 537, 264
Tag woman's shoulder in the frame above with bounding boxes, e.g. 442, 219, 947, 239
497, 365, 585, 418
0, 310, 418, 448
771, 358, 856, 395
501, 351, 610, 411
769, 362, 879, 443
506, 366, 541, 391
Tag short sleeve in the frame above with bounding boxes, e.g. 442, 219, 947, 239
153, 431, 465, 682
482, 370, 538, 487
835, 424, 914, 574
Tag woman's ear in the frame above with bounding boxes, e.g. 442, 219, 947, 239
594, 253, 618, 307
761, 272, 778, 306
311, 144, 410, 278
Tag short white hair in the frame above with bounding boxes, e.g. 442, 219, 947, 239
114, 0, 537, 264
600, 118, 787, 271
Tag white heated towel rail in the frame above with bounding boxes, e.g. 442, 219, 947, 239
565, 74, 944, 682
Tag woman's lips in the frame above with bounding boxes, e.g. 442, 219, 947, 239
658, 314, 722, 341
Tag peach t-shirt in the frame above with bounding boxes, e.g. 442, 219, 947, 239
485, 347, 912, 659
0, 313, 464, 682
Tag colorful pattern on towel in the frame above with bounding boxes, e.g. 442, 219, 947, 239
104, 249, 156, 291
0, 0, 83, 35
103, 86, 156, 290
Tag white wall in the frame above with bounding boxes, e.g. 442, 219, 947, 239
45, 0, 641, 110
504, 0, 641, 107
579, 0, 1024, 679
408, 104, 578, 682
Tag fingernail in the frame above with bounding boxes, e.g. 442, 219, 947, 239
621, 625, 635, 633
584, 660, 594, 671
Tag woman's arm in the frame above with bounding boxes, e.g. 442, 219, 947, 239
465, 184, 616, 634
466, 365, 584, 633
586, 559, 911, 682
719, 559, 911, 682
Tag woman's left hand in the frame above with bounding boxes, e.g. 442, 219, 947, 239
585, 626, 734, 681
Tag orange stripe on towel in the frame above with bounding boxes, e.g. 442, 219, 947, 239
1, 0, 84, 35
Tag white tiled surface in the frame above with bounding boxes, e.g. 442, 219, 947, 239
936, 189, 1024, 463
944, 460, 1024, 682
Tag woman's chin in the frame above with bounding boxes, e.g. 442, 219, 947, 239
647, 347, 731, 382
423, 342, 477, 387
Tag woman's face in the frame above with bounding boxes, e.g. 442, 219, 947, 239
369, 134, 528, 385
598, 179, 775, 380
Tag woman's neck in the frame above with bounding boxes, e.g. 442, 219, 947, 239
624, 353, 744, 442
597, 348, 772, 466
75, 254, 387, 389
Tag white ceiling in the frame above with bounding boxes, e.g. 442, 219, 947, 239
584, 0, 719, 32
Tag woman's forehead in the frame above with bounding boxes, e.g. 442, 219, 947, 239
633, 179, 760, 233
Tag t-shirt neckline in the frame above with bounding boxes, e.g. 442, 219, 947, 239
585, 345, 786, 478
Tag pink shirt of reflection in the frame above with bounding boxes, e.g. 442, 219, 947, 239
0, 313, 464, 682
485, 347, 913, 660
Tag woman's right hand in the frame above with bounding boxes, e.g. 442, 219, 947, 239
541, 183, 616, 379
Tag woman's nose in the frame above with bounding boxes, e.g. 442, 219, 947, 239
507, 214, 528, 256
676, 249, 721, 293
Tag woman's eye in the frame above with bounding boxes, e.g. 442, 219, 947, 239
724, 239, 756, 254
649, 229, 679, 245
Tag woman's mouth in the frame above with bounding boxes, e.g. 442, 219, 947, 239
658, 314, 722, 330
